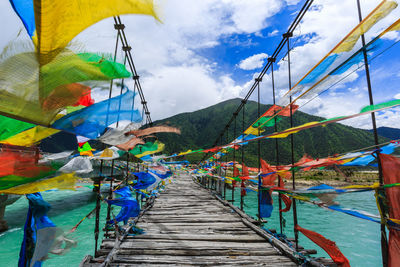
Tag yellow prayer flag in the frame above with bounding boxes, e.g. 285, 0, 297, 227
332, 0, 397, 53
0, 173, 78, 194
269, 122, 320, 139
35, 0, 159, 63
135, 142, 165, 158
178, 149, 192, 156
100, 148, 114, 158
244, 126, 265, 135
342, 183, 380, 189
1, 126, 59, 147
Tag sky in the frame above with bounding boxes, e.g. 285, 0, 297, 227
1, 0, 400, 130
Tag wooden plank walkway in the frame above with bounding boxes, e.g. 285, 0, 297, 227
82, 174, 298, 266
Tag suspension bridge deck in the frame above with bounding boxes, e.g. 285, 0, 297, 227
82, 174, 299, 266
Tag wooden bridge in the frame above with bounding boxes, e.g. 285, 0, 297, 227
81, 173, 331, 266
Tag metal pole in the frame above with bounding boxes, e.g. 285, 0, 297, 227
105, 160, 115, 237
269, 57, 283, 234
95, 26, 120, 257
241, 101, 245, 211
224, 127, 229, 200
284, 32, 299, 251
126, 153, 130, 177
356, 1, 388, 265
256, 78, 262, 221
104, 26, 121, 237
232, 116, 237, 203
94, 176, 101, 256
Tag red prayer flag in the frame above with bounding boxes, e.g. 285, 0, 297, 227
0, 150, 53, 178
203, 147, 221, 153
261, 159, 273, 174
302, 158, 341, 171
232, 180, 237, 187
261, 159, 277, 186
127, 126, 181, 137
117, 137, 145, 151
295, 225, 350, 267
43, 83, 92, 111
262, 105, 282, 117
381, 153, 400, 267
280, 194, 292, 212
241, 164, 249, 179
73, 89, 94, 107
233, 166, 240, 177
294, 154, 314, 167
279, 104, 299, 116
240, 181, 246, 196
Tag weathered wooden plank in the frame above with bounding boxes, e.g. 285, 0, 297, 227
138, 230, 257, 236
137, 222, 246, 227
96, 248, 282, 257
146, 210, 234, 215
114, 233, 265, 241
151, 204, 226, 208
143, 214, 240, 219
110, 263, 296, 267
111, 255, 297, 265
142, 217, 241, 222
112, 255, 296, 263
101, 240, 273, 250
133, 230, 257, 237
140, 218, 243, 223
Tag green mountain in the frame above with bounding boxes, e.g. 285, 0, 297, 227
152, 98, 387, 165
368, 127, 400, 141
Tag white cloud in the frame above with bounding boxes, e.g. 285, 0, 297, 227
223, 0, 282, 33
238, 53, 268, 70
395, 93, 400, 99
268, 30, 279, 37
285, 0, 302, 5
142, 65, 243, 119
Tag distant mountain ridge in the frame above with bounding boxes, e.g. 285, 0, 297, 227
368, 127, 400, 141
152, 98, 388, 165
39, 98, 393, 165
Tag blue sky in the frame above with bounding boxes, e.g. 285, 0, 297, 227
0, 0, 399, 130
196, 2, 300, 84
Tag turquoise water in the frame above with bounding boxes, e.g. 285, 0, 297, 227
0, 186, 112, 267
230, 188, 382, 267
1, 185, 382, 266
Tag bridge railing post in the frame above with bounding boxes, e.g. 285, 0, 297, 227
219, 179, 223, 197
223, 179, 226, 200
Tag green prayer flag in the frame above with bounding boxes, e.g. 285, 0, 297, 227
0, 115, 35, 141
78, 142, 93, 152
253, 116, 282, 128
360, 99, 400, 113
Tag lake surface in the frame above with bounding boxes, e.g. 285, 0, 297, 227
230, 187, 382, 267
0, 183, 383, 266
